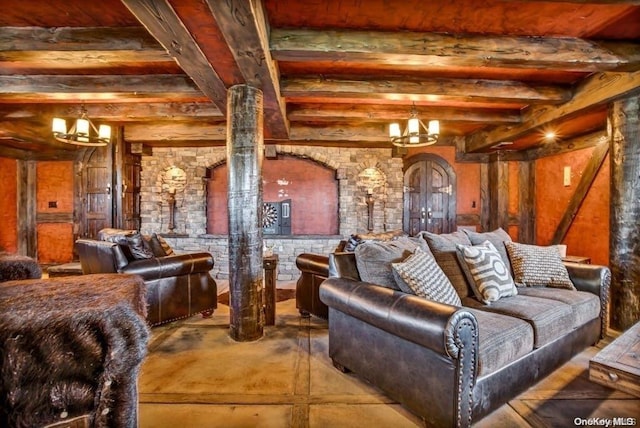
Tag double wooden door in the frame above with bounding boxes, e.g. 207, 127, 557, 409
403, 154, 457, 235
76, 143, 141, 240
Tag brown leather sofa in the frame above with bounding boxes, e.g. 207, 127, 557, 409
295, 253, 330, 319
76, 235, 217, 326
319, 250, 610, 427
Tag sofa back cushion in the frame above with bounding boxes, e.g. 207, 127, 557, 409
97, 228, 154, 261
421, 230, 473, 298
354, 236, 427, 290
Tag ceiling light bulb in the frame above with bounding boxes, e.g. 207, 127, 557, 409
389, 123, 401, 138
428, 120, 440, 135
52, 118, 66, 134
408, 117, 419, 135
98, 124, 111, 141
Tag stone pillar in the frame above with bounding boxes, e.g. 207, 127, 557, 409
227, 85, 264, 341
609, 95, 640, 330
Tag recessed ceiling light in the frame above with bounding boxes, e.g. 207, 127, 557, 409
545, 131, 556, 140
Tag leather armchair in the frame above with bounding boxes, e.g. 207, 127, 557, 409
76, 239, 217, 326
295, 253, 330, 319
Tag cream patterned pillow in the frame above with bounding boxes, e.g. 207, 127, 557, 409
456, 241, 517, 304
392, 247, 461, 306
505, 242, 575, 290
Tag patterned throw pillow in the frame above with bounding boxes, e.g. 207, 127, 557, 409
392, 247, 461, 306
456, 241, 517, 304
463, 228, 513, 274
505, 242, 575, 290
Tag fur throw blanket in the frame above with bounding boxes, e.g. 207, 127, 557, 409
0, 274, 149, 427
0, 253, 42, 282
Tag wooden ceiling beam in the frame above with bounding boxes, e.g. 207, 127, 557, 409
466, 70, 640, 152
287, 103, 521, 124
121, 0, 228, 114
271, 29, 640, 72
281, 77, 571, 105
0, 102, 222, 121
0, 74, 204, 102
206, 0, 289, 139
125, 122, 227, 141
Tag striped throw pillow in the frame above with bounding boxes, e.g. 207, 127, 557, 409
456, 241, 517, 304
392, 247, 461, 306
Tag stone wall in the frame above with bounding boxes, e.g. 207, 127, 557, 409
140, 145, 404, 279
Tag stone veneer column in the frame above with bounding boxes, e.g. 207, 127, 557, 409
227, 85, 264, 341
609, 95, 640, 330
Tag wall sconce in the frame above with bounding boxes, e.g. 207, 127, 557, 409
167, 187, 177, 233
366, 188, 375, 231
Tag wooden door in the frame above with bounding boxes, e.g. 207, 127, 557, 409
120, 151, 141, 230
79, 146, 113, 239
403, 154, 456, 235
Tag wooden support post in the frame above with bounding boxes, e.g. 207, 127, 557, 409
488, 154, 509, 232
227, 85, 264, 342
518, 160, 536, 243
17, 160, 36, 258
480, 163, 490, 232
263, 255, 278, 326
609, 95, 640, 330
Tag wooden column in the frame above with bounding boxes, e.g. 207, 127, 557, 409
488, 154, 509, 232
518, 160, 536, 243
609, 95, 640, 331
227, 85, 264, 342
17, 160, 36, 258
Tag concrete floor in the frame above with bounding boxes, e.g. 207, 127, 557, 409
139, 283, 640, 428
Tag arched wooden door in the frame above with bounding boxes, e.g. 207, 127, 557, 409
77, 146, 113, 239
403, 154, 457, 235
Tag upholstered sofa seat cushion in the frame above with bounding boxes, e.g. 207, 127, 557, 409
467, 309, 534, 376
462, 295, 573, 348
517, 287, 600, 330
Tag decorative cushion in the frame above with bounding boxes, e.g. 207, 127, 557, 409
505, 242, 575, 290
420, 231, 473, 298
354, 237, 421, 290
126, 233, 154, 260
145, 233, 168, 257
391, 247, 461, 306
463, 228, 513, 273
455, 240, 517, 304
99, 229, 154, 261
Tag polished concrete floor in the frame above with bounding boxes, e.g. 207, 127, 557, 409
138, 282, 640, 428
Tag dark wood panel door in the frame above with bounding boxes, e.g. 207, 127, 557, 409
403, 154, 456, 235
121, 152, 141, 230
80, 146, 113, 239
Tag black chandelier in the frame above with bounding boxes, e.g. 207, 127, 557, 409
52, 106, 111, 147
389, 104, 440, 147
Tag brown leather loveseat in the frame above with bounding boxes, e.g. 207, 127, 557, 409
76, 229, 217, 326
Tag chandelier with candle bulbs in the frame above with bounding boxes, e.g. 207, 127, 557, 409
389, 104, 440, 147
52, 106, 111, 147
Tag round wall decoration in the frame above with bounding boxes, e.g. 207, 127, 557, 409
263, 203, 278, 228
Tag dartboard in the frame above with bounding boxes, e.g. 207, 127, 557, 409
263, 203, 278, 228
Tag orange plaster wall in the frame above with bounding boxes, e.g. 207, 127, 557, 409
408, 146, 482, 223
36, 161, 75, 263
536, 148, 609, 266
0, 157, 18, 253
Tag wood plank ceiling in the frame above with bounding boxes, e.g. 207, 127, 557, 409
0, 0, 638, 160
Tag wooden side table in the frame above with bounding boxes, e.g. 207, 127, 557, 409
562, 255, 591, 264
263, 255, 279, 325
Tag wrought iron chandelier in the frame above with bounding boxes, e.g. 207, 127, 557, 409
389, 104, 440, 147
52, 106, 111, 147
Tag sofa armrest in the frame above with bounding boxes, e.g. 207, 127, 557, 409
565, 262, 611, 338
320, 277, 478, 359
295, 253, 329, 278
120, 253, 214, 281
